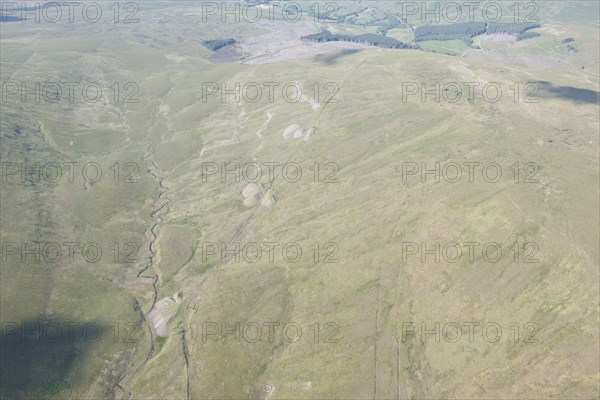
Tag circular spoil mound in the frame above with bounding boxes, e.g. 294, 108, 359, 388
282, 124, 303, 140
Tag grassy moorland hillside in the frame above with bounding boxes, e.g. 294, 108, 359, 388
1, 1, 598, 399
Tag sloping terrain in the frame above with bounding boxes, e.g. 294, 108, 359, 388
1, 1, 598, 399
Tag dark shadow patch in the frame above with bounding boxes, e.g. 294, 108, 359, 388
536, 81, 600, 105
1, 4, 38, 22
313, 48, 362, 65
0, 15, 23, 22
0, 317, 106, 399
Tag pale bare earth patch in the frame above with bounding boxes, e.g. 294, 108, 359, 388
147, 293, 183, 337
256, 111, 274, 138
480, 33, 517, 43
241, 183, 276, 207
239, 20, 370, 64
164, 53, 189, 63
447, 62, 489, 85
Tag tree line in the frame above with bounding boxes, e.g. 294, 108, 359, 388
414, 22, 541, 45
302, 30, 417, 49
202, 38, 236, 51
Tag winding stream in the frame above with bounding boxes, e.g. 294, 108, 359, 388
115, 136, 171, 398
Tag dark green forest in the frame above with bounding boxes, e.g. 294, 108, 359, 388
202, 38, 236, 51
302, 30, 416, 49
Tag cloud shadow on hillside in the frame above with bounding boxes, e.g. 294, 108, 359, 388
314, 49, 363, 65
0, 317, 105, 399
536, 81, 600, 104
